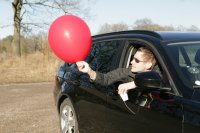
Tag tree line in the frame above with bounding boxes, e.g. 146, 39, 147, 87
0, 0, 199, 59
1, 17, 200, 60
97, 18, 200, 34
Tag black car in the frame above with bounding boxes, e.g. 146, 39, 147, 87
54, 30, 200, 133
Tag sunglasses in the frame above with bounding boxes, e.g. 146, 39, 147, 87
133, 57, 146, 63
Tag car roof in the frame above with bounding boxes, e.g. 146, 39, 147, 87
92, 30, 200, 42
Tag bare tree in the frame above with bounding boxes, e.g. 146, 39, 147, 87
133, 18, 167, 31
12, 0, 23, 56
187, 25, 199, 31
176, 25, 187, 31
10, 0, 92, 57
97, 23, 112, 34
111, 23, 129, 32
97, 22, 129, 34
133, 18, 188, 31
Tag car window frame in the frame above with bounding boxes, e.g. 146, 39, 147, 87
166, 41, 200, 88
86, 39, 125, 73
121, 39, 181, 96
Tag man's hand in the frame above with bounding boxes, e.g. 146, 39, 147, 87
76, 61, 96, 80
118, 81, 136, 94
76, 61, 90, 73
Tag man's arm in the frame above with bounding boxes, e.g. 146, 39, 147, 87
76, 61, 133, 86
118, 81, 136, 94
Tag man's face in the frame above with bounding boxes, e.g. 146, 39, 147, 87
130, 51, 152, 73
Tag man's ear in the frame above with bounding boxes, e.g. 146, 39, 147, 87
145, 62, 153, 70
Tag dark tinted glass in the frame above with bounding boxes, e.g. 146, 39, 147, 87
86, 40, 122, 73
166, 42, 200, 86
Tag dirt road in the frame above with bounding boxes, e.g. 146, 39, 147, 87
0, 82, 60, 133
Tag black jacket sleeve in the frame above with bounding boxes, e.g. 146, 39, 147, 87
93, 68, 134, 86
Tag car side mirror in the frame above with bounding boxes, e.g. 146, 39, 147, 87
134, 71, 171, 91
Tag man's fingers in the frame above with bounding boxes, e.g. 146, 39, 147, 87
118, 87, 126, 94
76, 62, 85, 69
82, 64, 85, 69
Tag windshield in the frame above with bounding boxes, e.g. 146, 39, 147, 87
166, 42, 200, 87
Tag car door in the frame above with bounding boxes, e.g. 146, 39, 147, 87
182, 94, 200, 133
176, 44, 200, 133
74, 40, 124, 133
105, 40, 183, 133
165, 41, 200, 133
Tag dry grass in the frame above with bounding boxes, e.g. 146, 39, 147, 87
0, 52, 63, 84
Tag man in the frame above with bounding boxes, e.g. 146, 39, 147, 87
76, 47, 156, 94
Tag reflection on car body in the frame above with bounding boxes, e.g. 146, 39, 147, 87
54, 30, 200, 133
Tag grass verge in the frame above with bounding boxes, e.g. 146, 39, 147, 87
0, 52, 62, 85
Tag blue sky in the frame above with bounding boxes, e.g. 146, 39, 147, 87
1, 0, 200, 39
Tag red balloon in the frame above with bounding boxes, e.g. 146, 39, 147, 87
48, 15, 92, 63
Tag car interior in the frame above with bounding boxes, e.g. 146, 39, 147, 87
173, 46, 200, 86
125, 42, 163, 76
122, 42, 167, 108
